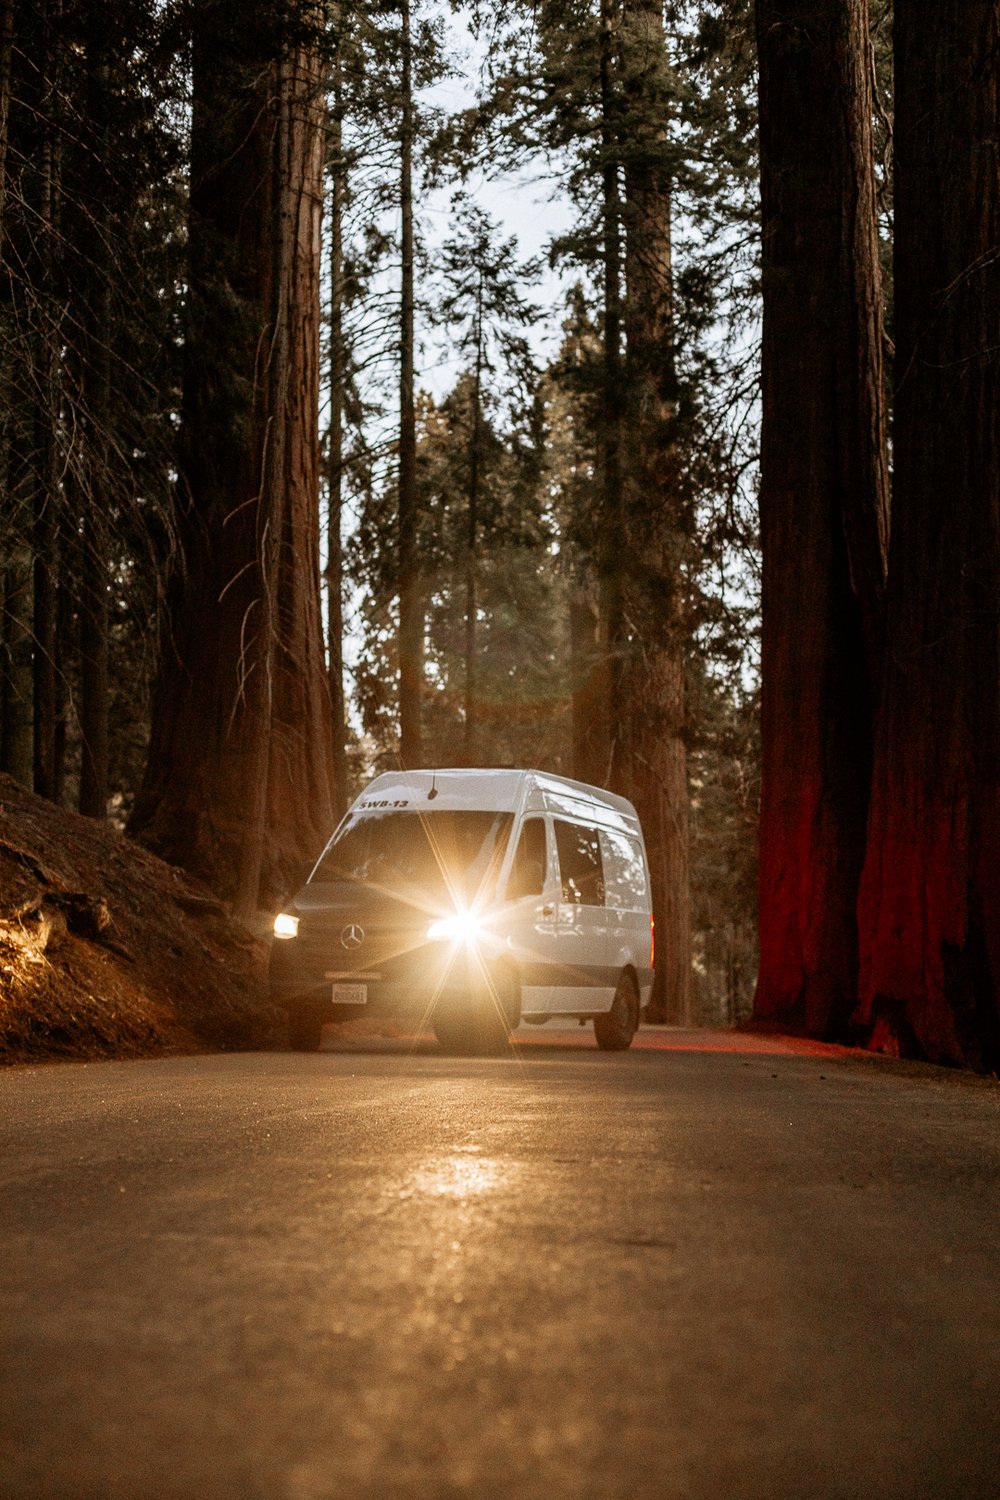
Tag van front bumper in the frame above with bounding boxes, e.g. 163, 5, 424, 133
270, 941, 483, 1022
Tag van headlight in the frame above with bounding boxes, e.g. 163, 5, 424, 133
426, 912, 484, 945
273, 912, 300, 940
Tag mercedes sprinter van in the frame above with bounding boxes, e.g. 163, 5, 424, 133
270, 768, 654, 1053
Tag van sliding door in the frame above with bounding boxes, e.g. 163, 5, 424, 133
546, 819, 613, 1014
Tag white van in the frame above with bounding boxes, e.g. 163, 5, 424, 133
270, 768, 654, 1053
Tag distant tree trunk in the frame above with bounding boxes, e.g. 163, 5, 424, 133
0, 0, 15, 777
591, 0, 623, 789
617, 0, 692, 1024
32, 473, 58, 800
77, 1, 110, 819
570, 567, 604, 781
0, 0, 12, 265
326, 55, 348, 819
397, 0, 422, 767
0, 548, 32, 783
132, 3, 334, 910
856, 1, 1000, 1069
33, 14, 60, 800
753, 0, 889, 1037
463, 298, 484, 765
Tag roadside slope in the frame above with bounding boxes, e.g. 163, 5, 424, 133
0, 775, 279, 1063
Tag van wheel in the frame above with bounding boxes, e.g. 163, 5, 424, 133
434, 965, 520, 1054
594, 973, 639, 1051
286, 1011, 324, 1052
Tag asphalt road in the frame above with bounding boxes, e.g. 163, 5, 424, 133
2, 1026, 999, 1500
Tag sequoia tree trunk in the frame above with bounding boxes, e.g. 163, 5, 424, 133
856, 1, 1000, 1068
617, 0, 692, 1024
326, 56, 348, 819
131, 3, 333, 910
397, 0, 422, 767
753, 0, 889, 1037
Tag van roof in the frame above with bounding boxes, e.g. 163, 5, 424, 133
357, 767, 640, 832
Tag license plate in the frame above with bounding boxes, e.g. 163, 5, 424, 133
332, 983, 367, 1006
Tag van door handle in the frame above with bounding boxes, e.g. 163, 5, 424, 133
540, 904, 555, 918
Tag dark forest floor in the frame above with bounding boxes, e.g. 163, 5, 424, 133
0, 774, 282, 1064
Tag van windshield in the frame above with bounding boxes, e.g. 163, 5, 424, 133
312, 809, 514, 902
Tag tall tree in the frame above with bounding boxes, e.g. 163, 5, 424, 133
325, 33, 349, 817
752, 0, 889, 1037
76, 0, 111, 818
587, 0, 624, 788
0, 0, 11, 265
131, 1, 334, 910
856, 1, 1000, 1068
615, 0, 692, 1022
397, 0, 422, 767
436, 200, 537, 764
31, 0, 61, 802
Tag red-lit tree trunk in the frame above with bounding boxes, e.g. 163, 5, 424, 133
753, 0, 888, 1037
132, 4, 333, 911
856, 2, 1000, 1068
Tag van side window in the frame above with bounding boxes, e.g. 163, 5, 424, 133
506, 818, 547, 900
554, 820, 605, 907
600, 828, 649, 910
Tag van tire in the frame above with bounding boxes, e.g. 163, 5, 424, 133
434, 965, 519, 1054
286, 1011, 324, 1052
594, 972, 639, 1051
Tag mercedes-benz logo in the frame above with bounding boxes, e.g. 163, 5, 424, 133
340, 923, 365, 950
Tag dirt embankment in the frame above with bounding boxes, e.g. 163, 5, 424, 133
0, 774, 282, 1064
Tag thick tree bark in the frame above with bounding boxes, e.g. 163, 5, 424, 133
753, 0, 888, 1037
617, 0, 692, 1024
132, 3, 333, 910
856, 2, 1000, 1068
397, 0, 422, 767
265, 38, 333, 906
326, 59, 348, 819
